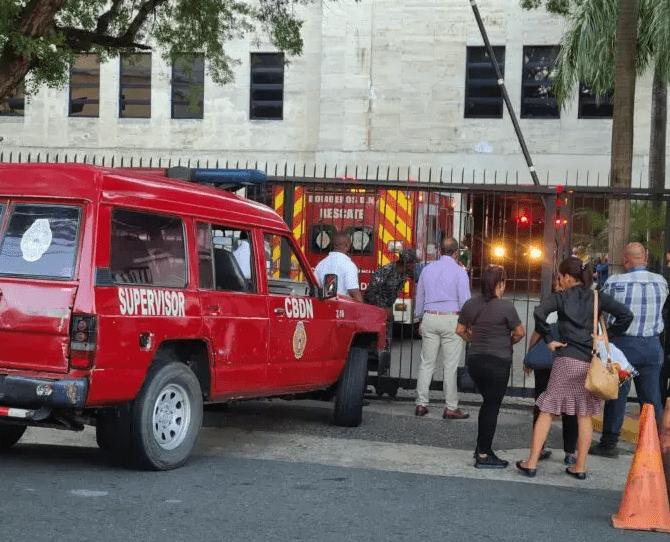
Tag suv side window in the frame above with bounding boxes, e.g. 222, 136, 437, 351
110, 209, 187, 287
0, 203, 81, 279
197, 222, 255, 293
264, 233, 312, 297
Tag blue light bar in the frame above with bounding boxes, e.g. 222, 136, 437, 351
192, 168, 267, 186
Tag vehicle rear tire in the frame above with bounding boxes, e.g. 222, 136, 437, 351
0, 422, 26, 450
333, 347, 368, 427
130, 361, 203, 470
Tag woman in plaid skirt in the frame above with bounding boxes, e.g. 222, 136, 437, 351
516, 256, 633, 480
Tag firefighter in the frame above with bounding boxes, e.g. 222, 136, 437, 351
364, 248, 420, 376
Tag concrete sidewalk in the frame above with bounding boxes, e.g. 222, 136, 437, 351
388, 386, 642, 446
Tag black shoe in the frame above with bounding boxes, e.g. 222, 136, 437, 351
515, 460, 537, 477
475, 453, 508, 469
565, 467, 586, 480
538, 449, 552, 461
564, 454, 576, 466
589, 443, 619, 458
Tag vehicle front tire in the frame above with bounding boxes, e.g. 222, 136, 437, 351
130, 361, 203, 470
0, 422, 26, 450
333, 347, 368, 427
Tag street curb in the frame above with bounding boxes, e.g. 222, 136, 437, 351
593, 414, 639, 444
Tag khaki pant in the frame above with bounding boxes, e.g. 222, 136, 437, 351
415, 313, 464, 410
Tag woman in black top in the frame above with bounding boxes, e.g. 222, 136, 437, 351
516, 257, 633, 480
456, 265, 526, 469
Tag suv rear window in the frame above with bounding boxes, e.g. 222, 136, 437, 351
110, 209, 187, 288
0, 203, 82, 279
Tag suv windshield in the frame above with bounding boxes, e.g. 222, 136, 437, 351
0, 203, 82, 279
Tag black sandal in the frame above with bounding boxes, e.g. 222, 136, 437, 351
515, 460, 537, 477
565, 467, 586, 480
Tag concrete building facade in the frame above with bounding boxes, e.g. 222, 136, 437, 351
0, 0, 663, 186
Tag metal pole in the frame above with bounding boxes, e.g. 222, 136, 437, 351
469, 0, 541, 188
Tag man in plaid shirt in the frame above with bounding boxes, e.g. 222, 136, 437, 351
591, 242, 669, 458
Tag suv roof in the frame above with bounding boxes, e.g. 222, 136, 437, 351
0, 163, 285, 230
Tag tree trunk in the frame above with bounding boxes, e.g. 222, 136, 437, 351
0, 0, 67, 101
648, 69, 667, 272
608, 0, 638, 274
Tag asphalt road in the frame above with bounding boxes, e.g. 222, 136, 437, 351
0, 398, 656, 542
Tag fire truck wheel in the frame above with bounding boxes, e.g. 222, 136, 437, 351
333, 347, 368, 427
0, 422, 26, 450
131, 360, 203, 471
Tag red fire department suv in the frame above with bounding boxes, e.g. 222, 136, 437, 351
0, 163, 386, 470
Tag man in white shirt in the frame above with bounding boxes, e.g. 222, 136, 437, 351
314, 234, 363, 302
233, 233, 251, 279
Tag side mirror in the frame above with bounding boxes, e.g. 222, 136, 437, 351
320, 273, 338, 300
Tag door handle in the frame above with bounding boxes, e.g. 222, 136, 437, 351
274, 307, 286, 315
207, 304, 220, 313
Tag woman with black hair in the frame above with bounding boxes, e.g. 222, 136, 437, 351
516, 256, 633, 480
456, 265, 526, 469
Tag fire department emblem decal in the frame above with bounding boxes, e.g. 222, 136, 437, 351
292, 321, 307, 359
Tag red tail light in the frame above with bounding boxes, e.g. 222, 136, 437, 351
70, 314, 97, 369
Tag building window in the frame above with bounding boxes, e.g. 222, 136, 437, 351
69, 54, 100, 117
119, 52, 151, 118
250, 52, 284, 120
465, 46, 505, 119
171, 54, 204, 119
579, 83, 613, 119
0, 80, 25, 117
521, 46, 560, 119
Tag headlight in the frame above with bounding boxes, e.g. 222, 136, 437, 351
529, 247, 543, 260
493, 245, 505, 258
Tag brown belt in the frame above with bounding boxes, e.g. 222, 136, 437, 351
424, 310, 459, 315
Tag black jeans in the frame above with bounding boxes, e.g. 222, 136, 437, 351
467, 354, 511, 455
534, 367, 577, 454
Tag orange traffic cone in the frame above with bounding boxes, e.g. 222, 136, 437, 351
660, 398, 670, 504
612, 403, 670, 533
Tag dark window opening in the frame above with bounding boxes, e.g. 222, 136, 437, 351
465, 46, 505, 119
521, 46, 560, 119
172, 54, 204, 119
120, 53, 151, 118
579, 83, 613, 119
250, 52, 284, 120
69, 54, 100, 117
0, 80, 25, 117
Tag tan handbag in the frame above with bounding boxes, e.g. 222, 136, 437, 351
584, 290, 620, 400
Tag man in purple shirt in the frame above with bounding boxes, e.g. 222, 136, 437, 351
414, 237, 471, 418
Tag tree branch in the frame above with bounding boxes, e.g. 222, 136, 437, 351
96, 0, 127, 35
121, 0, 171, 43
60, 26, 152, 51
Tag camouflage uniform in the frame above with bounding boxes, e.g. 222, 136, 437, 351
363, 262, 410, 310
364, 249, 418, 376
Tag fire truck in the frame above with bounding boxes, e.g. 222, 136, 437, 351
271, 179, 456, 325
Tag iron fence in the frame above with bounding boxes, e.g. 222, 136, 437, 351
4, 152, 670, 398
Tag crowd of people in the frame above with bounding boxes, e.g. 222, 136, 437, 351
314, 233, 670, 480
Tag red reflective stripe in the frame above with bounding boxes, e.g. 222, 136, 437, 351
0, 407, 9, 416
